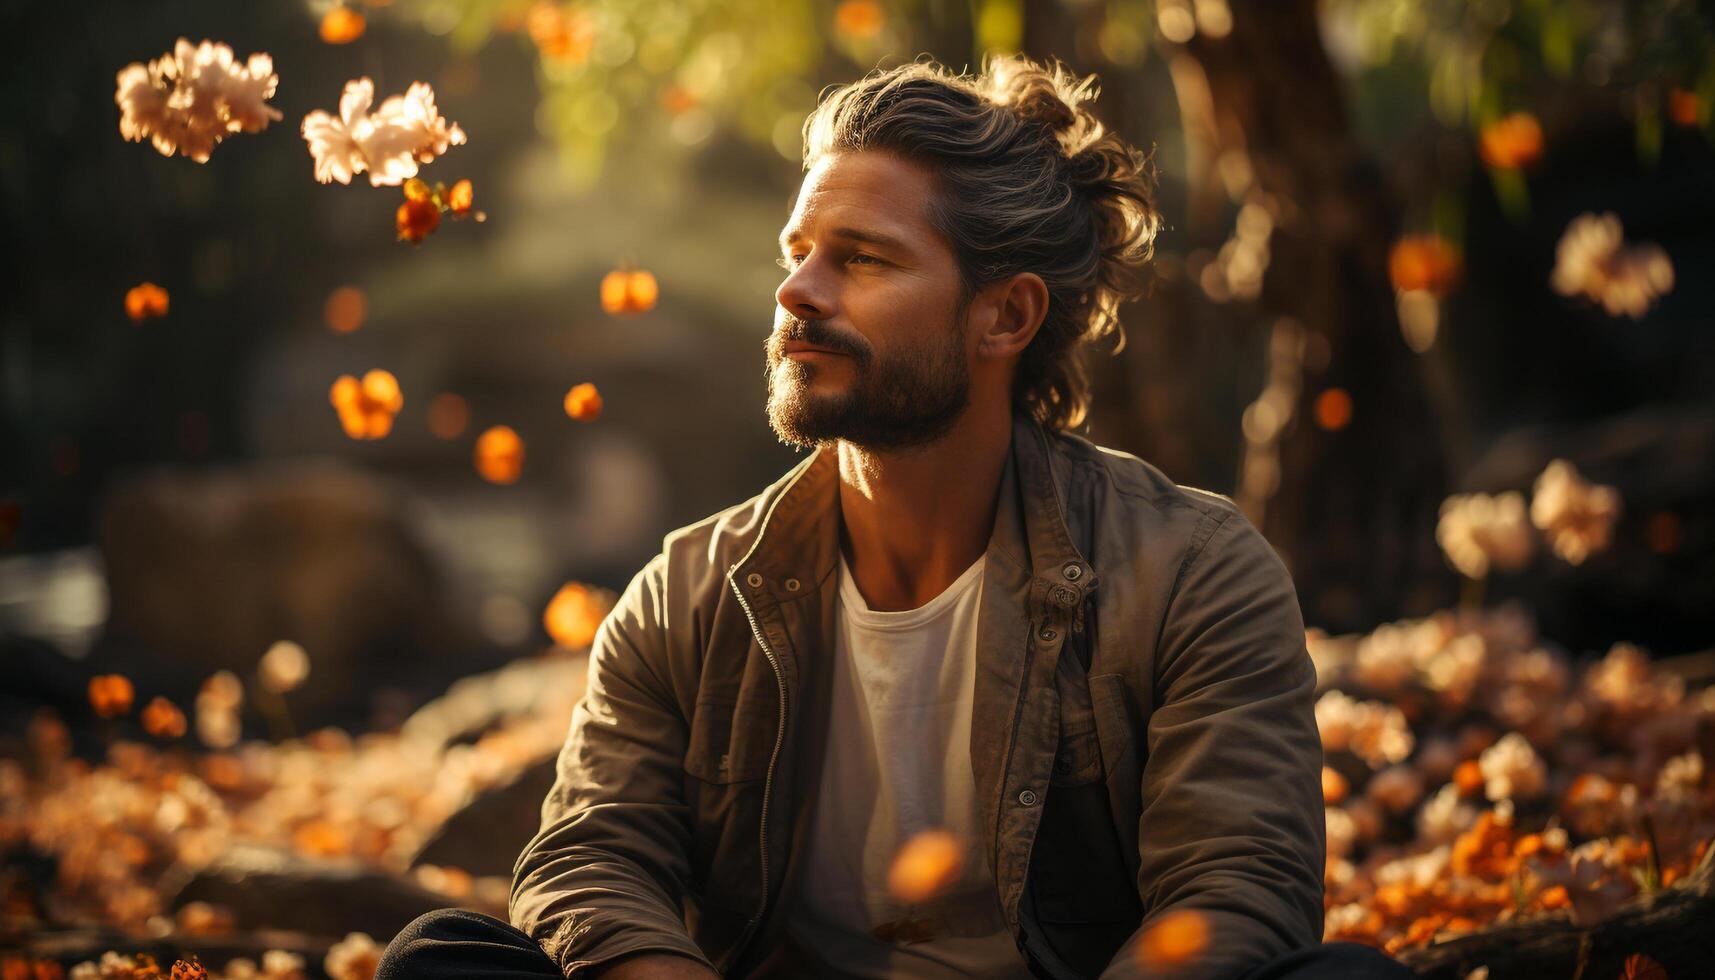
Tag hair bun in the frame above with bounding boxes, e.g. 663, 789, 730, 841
985, 55, 1103, 157
1005, 79, 1078, 133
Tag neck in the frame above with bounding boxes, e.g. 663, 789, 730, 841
834, 401, 1012, 612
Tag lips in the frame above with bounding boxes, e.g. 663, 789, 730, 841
783, 340, 845, 356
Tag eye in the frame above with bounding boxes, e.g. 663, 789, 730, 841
776, 255, 804, 271
850, 253, 881, 265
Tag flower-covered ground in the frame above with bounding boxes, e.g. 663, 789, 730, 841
2, 599, 1710, 978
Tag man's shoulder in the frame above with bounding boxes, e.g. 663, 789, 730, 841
647, 453, 813, 581
1047, 426, 1245, 528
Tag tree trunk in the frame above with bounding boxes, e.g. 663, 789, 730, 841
1153, 0, 1453, 630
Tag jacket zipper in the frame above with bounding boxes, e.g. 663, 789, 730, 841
727, 570, 788, 959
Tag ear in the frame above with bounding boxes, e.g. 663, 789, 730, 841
974, 272, 1049, 360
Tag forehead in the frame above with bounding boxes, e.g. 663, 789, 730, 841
779, 151, 940, 245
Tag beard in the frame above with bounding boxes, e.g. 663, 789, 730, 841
764, 309, 971, 453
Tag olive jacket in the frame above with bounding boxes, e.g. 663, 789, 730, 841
511, 414, 1326, 979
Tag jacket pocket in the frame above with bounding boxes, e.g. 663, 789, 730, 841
1049, 726, 1104, 786
683, 697, 771, 783
1089, 672, 1141, 783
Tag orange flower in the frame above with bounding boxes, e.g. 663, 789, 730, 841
544, 582, 610, 648
1322, 766, 1349, 805
361, 369, 402, 412
199, 753, 245, 791
293, 818, 350, 857
1452, 759, 1485, 797
1478, 112, 1544, 170
1619, 953, 1667, 980
1667, 88, 1700, 128
329, 369, 404, 440
834, 0, 885, 39
475, 425, 525, 484
1388, 235, 1461, 295
397, 197, 441, 243
324, 285, 368, 334
176, 901, 236, 937
1313, 388, 1353, 432
140, 697, 187, 738
1136, 909, 1209, 969
320, 7, 367, 45
659, 84, 698, 116
88, 674, 135, 718
1536, 884, 1570, 910
427, 392, 469, 439
447, 178, 474, 216
124, 282, 170, 322
527, 2, 594, 63
600, 267, 659, 316
1449, 811, 1512, 878
887, 829, 964, 903
563, 382, 603, 422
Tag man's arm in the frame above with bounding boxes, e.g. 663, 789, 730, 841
511, 553, 721, 978
1099, 511, 1325, 980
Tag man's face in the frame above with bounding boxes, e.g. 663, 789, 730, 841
767, 150, 973, 452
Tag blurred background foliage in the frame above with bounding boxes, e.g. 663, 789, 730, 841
2, 0, 1713, 730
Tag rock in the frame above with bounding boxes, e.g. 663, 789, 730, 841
403, 653, 587, 876
162, 844, 453, 941
89, 461, 506, 729
410, 756, 558, 877
400, 652, 587, 751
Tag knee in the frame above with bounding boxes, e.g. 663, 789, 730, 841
391, 907, 509, 945
1309, 942, 1416, 979
376, 908, 524, 979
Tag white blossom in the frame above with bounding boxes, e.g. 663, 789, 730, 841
114, 38, 281, 162
325, 932, 383, 980
1477, 732, 1546, 801
302, 78, 467, 187
1550, 212, 1674, 319
260, 640, 310, 694
1529, 460, 1620, 566
1417, 783, 1477, 843
1315, 690, 1414, 767
1435, 491, 1534, 580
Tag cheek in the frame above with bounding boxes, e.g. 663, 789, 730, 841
848, 278, 952, 345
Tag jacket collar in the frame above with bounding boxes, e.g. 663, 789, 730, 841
733, 412, 1096, 610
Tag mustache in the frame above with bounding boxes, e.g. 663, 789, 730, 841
772, 315, 870, 359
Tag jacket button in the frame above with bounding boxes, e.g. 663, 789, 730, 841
1062, 563, 1083, 581
746, 572, 763, 588
785, 577, 801, 592
1038, 625, 1057, 641
1017, 789, 1038, 806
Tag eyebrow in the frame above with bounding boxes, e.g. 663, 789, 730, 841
778, 225, 910, 254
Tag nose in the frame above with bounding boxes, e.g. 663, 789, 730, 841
775, 258, 833, 323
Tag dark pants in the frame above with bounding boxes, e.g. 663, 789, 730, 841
377, 908, 1416, 979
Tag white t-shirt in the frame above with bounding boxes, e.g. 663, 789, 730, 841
782, 550, 1035, 978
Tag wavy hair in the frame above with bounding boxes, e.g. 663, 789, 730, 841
799, 53, 1161, 430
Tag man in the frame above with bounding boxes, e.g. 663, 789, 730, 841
379, 55, 1415, 979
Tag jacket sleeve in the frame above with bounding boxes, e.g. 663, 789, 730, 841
1099, 510, 1325, 980
510, 552, 718, 977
